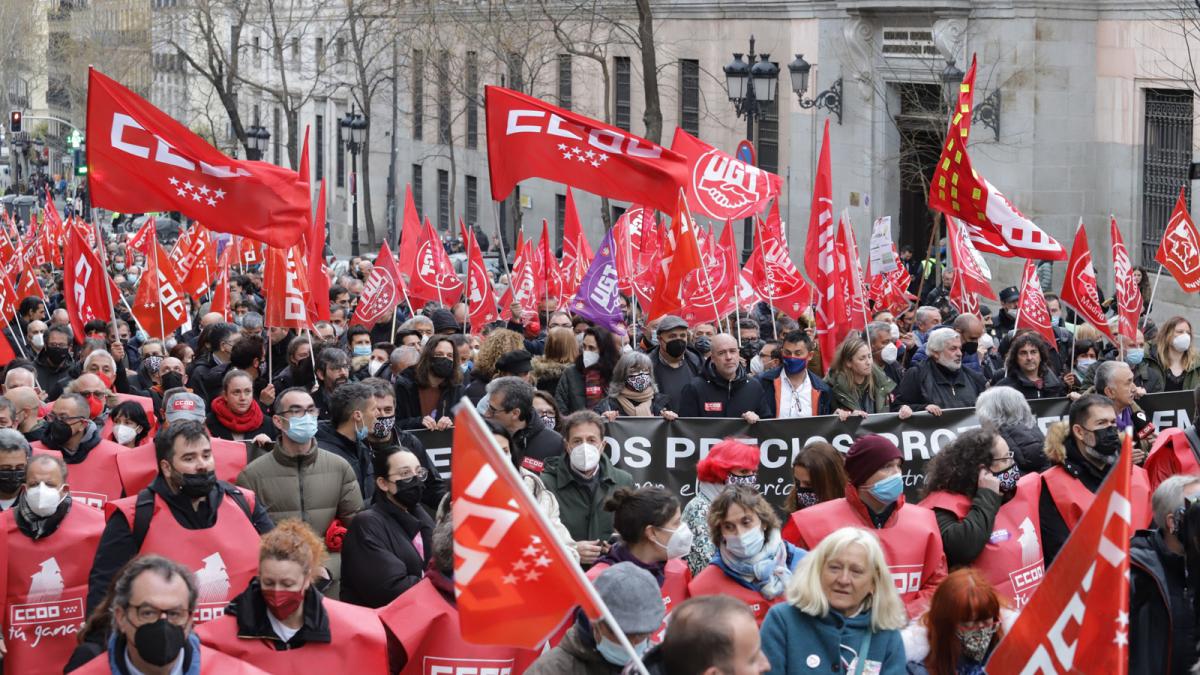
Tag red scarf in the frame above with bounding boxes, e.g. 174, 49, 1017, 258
211, 395, 264, 433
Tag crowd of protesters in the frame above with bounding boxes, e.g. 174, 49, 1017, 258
0, 232, 1196, 675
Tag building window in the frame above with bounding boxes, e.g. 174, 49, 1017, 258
466, 51, 479, 149
555, 194, 567, 249
412, 49, 424, 140
466, 175, 478, 227
252, 35, 261, 68
335, 37, 345, 62
680, 59, 700, 136
290, 37, 300, 70
314, 114, 324, 181
335, 122, 345, 188
558, 54, 572, 109
438, 51, 451, 145
437, 169, 450, 231
315, 37, 325, 71
758, 94, 779, 174
272, 107, 281, 165
412, 164, 424, 217
507, 52, 523, 92
1142, 89, 1194, 263
614, 56, 631, 131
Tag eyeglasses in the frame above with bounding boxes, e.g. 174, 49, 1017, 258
43, 413, 86, 424
78, 391, 105, 399
127, 603, 190, 626
486, 403, 507, 416
989, 452, 1015, 468
280, 406, 319, 418
392, 468, 429, 482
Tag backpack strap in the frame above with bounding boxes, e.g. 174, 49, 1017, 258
130, 488, 158, 551
221, 484, 255, 523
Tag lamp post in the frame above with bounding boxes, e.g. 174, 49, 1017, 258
787, 54, 843, 124
245, 124, 270, 161
723, 35, 779, 259
340, 106, 368, 256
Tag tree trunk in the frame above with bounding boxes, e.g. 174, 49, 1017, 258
360, 125, 377, 246
634, 0, 661, 144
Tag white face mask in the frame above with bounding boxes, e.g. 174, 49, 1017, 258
582, 351, 600, 369
653, 523, 694, 559
749, 355, 764, 375
1173, 333, 1192, 353
880, 343, 898, 364
979, 334, 995, 353
889, 323, 900, 340
420, 334, 430, 347
569, 442, 601, 474
368, 359, 386, 376
620, 344, 633, 354
112, 423, 139, 446
30, 333, 44, 349
25, 482, 64, 517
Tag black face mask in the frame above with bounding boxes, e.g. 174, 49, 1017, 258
663, 339, 687, 359
0, 468, 24, 493
1090, 426, 1122, 457
44, 346, 70, 365
160, 372, 184, 391
392, 477, 425, 509
961, 341, 979, 355
293, 359, 315, 385
132, 618, 186, 667
175, 469, 216, 498
693, 337, 711, 354
430, 357, 455, 379
43, 419, 74, 449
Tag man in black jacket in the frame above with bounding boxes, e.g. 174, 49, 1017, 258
650, 314, 702, 407
34, 325, 73, 400
361, 377, 446, 510
484, 376, 563, 470
892, 327, 987, 415
315, 381, 379, 500
677, 334, 769, 422
1129, 475, 1200, 675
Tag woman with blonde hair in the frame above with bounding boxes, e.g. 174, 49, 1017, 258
463, 328, 525, 403
531, 326, 578, 396
826, 334, 907, 421
760, 527, 907, 673
1146, 316, 1200, 392
197, 519, 388, 672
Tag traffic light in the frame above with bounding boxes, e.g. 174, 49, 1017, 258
73, 148, 87, 176
8, 111, 21, 133
68, 129, 82, 149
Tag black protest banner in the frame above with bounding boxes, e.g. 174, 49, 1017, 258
414, 391, 1194, 507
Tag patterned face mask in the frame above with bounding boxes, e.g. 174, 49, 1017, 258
993, 464, 1020, 496
794, 487, 819, 509
956, 624, 998, 662
626, 372, 653, 393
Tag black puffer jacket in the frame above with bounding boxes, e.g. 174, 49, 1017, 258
1129, 529, 1194, 675
994, 368, 1067, 400
891, 359, 987, 411
393, 369, 465, 431
676, 361, 770, 419
996, 422, 1048, 473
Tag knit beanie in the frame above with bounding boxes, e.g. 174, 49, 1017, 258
844, 435, 902, 487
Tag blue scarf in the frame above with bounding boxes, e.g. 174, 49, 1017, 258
713, 530, 803, 599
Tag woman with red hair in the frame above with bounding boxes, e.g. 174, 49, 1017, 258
680, 438, 760, 574
903, 568, 1014, 674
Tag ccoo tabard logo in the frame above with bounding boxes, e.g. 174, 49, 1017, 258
692, 150, 770, 220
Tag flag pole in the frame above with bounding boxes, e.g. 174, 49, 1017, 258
6, 317, 25, 359
1141, 265, 1164, 331
454, 398, 652, 675
92, 221, 118, 336
753, 217, 778, 349
150, 228, 166, 343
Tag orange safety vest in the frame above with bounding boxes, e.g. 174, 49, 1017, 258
106, 488, 261, 623
1144, 428, 1200, 491
31, 440, 126, 509
380, 577, 540, 675
920, 474, 1044, 609
114, 438, 247, 496
1, 504, 105, 675
1042, 464, 1152, 531
197, 595, 388, 674
687, 564, 785, 626
783, 488, 947, 618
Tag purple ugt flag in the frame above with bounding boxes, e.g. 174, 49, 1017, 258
570, 228, 627, 336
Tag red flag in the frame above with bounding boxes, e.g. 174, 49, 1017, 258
452, 403, 601, 648
1111, 216, 1142, 342
235, 236, 264, 266
1155, 186, 1200, 293
16, 267, 43, 303
485, 86, 687, 215
927, 56, 1065, 261
802, 121, 845, 357
463, 221, 499, 332
1015, 258, 1057, 348
408, 219, 464, 306
351, 242, 404, 328
179, 227, 218, 295
0, 233, 16, 278
535, 220, 564, 305
987, 434, 1134, 674
43, 186, 64, 236
670, 127, 782, 221
306, 179, 332, 321
263, 245, 312, 329
945, 216, 996, 299
87, 69, 308, 249
748, 206, 811, 318
63, 225, 114, 342
397, 184, 422, 282
132, 234, 190, 339
1061, 220, 1117, 343
501, 240, 540, 321
559, 188, 592, 298
835, 211, 868, 334
646, 191, 704, 321
129, 218, 157, 258
0, 267, 21, 322
209, 249, 231, 319
679, 224, 739, 325
950, 274, 981, 318
612, 206, 659, 306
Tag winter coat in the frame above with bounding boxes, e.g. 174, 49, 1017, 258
235, 445, 362, 544
1129, 529, 1194, 675
339, 496, 434, 609
540, 454, 633, 543
526, 624, 621, 675
393, 373, 465, 430
463, 370, 491, 404
891, 359, 987, 411
996, 421, 1049, 473
510, 414, 565, 466
314, 422, 376, 502
828, 367, 896, 414
760, 603, 906, 675
517, 465, 578, 561
592, 393, 672, 417
901, 608, 1017, 674
1144, 345, 1200, 393
555, 364, 609, 415
677, 361, 771, 419
531, 356, 571, 397
649, 347, 703, 409
994, 368, 1068, 399
205, 409, 276, 443
756, 367, 834, 417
